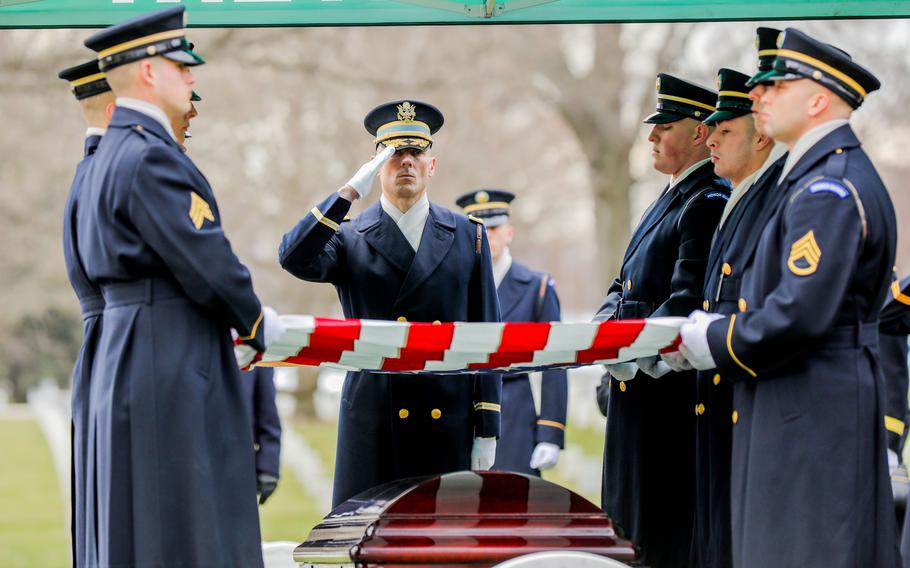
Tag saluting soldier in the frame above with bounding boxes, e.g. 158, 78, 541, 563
680, 28, 899, 568
456, 189, 568, 476
79, 7, 282, 567
684, 62, 786, 568
595, 75, 729, 568
279, 100, 502, 507
57, 59, 115, 568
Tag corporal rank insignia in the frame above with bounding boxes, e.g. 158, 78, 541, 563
189, 191, 215, 230
788, 230, 821, 276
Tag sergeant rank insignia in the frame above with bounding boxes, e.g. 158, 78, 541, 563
787, 230, 821, 276
189, 191, 215, 229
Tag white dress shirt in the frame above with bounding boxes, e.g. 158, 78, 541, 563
380, 192, 430, 252
670, 157, 712, 188
492, 247, 513, 289
85, 127, 106, 139
778, 118, 849, 183
116, 97, 177, 142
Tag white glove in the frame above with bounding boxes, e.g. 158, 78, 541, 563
661, 350, 694, 372
679, 310, 725, 370
889, 449, 899, 472
529, 442, 560, 471
604, 361, 638, 381
234, 344, 256, 370
343, 144, 395, 200
262, 306, 285, 348
471, 436, 497, 470
637, 355, 672, 378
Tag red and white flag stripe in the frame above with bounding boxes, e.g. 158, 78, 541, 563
258, 316, 686, 373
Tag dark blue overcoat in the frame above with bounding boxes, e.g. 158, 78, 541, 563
491, 261, 567, 475
691, 154, 786, 568
596, 159, 729, 568
705, 125, 899, 568
279, 192, 502, 507
241, 367, 282, 478
77, 107, 266, 568
63, 134, 104, 568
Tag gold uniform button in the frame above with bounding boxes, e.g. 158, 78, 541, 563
713, 374, 721, 386
618, 381, 627, 393
695, 403, 705, 416
722, 263, 732, 276
431, 408, 442, 419
835, 148, 844, 154
626, 279, 632, 290
732, 410, 739, 424
703, 299, 710, 311
738, 298, 748, 312
398, 409, 409, 419
397, 316, 407, 322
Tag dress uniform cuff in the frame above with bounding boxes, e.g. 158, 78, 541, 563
473, 402, 501, 438
706, 315, 755, 380
237, 310, 266, 352
535, 420, 566, 447
311, 192, 352, 232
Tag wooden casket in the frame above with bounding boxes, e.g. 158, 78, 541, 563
294, 470, 638, 567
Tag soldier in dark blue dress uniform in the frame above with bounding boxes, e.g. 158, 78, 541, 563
881, 276, 910, 470
685, 59, 787, 568
279, 100, 502, 508
595, 75, 729, 568
456, 189, 568, 476
58, 59, 115, 568
680, 28, 899, 568
79, 7, 280, 567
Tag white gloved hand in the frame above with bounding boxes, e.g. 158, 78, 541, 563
471, 436, 497, 471
234, 344, 256, 370
679, 310, 725, 370
343, 144, 395, 200
529, 442, 560, 471
889, 449, 900, 472
604, 361, 638, 381
262, 306, 285, 348
637, 355, 672, 378
661, 350, 694, 372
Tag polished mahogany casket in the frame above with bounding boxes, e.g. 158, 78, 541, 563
294, 471, 638, 567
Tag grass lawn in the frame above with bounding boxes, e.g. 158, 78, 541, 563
0, 418, 68, 568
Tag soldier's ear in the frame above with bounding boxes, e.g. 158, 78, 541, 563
693, 123, 711, 146
427, 156, 437, 177
104, 101, 117, 122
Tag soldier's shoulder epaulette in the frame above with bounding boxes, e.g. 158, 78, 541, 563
467, 214, 484, 225
129, 123, 151, 141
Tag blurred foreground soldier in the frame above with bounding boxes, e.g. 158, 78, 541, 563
680, 27, 898, 568
456, 189, 567, 476
688, 64, 784, 568
595, 74, 729, 568
80, 7, 282, 566
58, 58, 114, 568
880, 276, 910, 473
279, 100, 502, 507
179, 91, 282, 506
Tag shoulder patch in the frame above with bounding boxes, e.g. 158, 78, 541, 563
468, 214, 484, 225
807, 179, 848, 199
703, 191, 729, 200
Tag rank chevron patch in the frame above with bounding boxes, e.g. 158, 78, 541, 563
787, 230, 821, 276
189, 192, 215, 230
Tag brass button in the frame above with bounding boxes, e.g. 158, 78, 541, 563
431, 408, 442, 420
398, 408, 409, 419
835, 148, 844, 154
626, 279, 632, 290
713, 374, 721, 386
619, 381, 627, 393
397, 316, 407, 322
722, 263, 732, 276
703, 299, 710, 311
738, 298, 748, 312
432, 320, 441, 325
732, 410, 739, 424
695, 403, 705, 416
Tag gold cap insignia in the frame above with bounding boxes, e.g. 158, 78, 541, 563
397, 101, 417, 122
655, 77, 661, 91
787, 230, 821, 276
776, 31, 785, 48
476, 190, 490, 203
189, 192, 215, 230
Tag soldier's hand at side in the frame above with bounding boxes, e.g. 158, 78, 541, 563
342, 144, 395, 200
471, 437, 497, 470
529, 442, 560, 471
679, 310, 724, 370
257, 473, 279, 505
661, 350, 694, 372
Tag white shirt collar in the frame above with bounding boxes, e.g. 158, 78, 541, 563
718, 142, 787, 228
670, 157, 711, 188
116, 97, 177, 142
85, 127, 106, 138
778, 118, 849, 183
493, 247, 513, 289
380, 193, 430, 252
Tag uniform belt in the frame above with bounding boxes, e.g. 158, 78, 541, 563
101, 278, 184, 307
78, 294, 105, 318
617, 299, 654, 319
825, 322, 879, 348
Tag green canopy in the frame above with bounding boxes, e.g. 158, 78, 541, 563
2, 0, 909, 29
